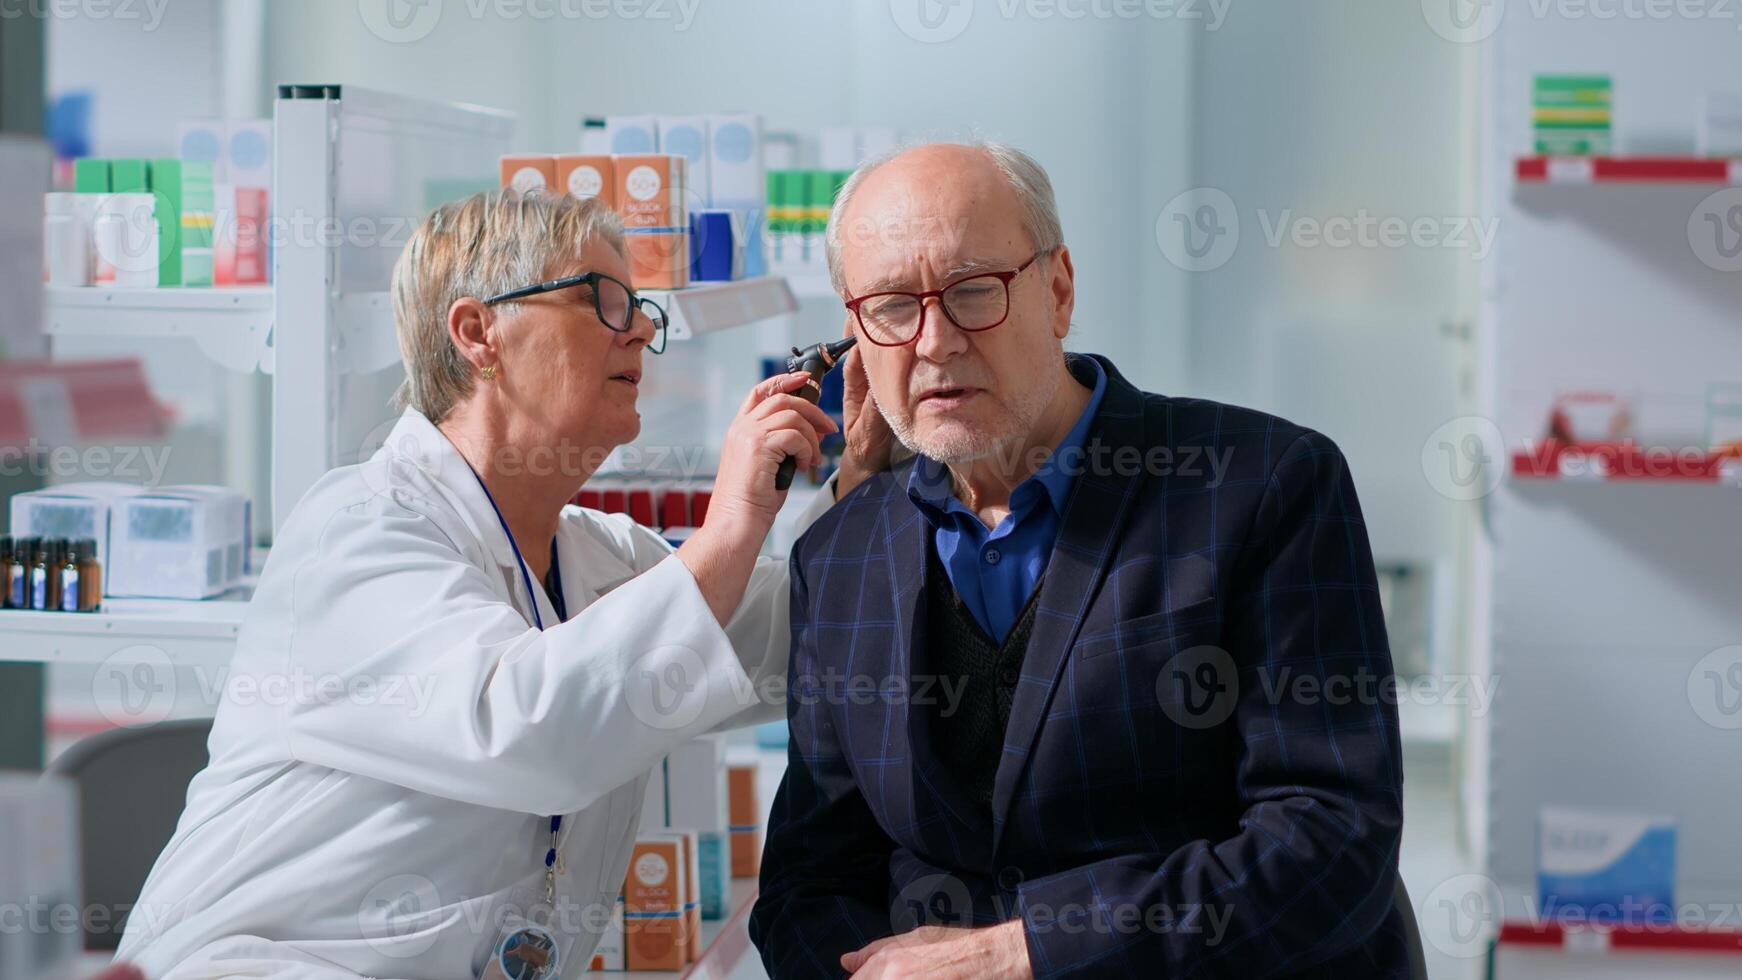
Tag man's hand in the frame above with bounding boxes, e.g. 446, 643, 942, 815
833, 334, 900, 501
840, 920, 1031, 979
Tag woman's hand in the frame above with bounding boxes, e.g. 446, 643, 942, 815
709, 371, 839, 529
835, 343, 900, 500
677, 372, 837, 626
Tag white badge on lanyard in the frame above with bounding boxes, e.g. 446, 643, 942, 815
480, 913, 561, 980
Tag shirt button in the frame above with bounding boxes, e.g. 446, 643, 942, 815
997, 866, 1025, 891
984, 549, 1001, 565
999, 664, 1020, 686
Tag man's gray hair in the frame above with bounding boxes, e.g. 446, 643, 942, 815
824, 141, 1065, 296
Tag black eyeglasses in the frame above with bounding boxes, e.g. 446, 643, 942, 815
843, 250, 1048, 347
483, 271, 669, 355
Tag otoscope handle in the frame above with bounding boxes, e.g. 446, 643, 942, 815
774, 372, 823, 491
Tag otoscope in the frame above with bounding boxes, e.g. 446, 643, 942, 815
774, 334, 858, 491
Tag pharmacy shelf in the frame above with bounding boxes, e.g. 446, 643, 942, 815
1515, 156, 1742, 185
0, 591, 251, 668
647, 276, 797, 341
1497, 919, 1742, 955
1510, 441, 1742, 485
44, 285, 274, 372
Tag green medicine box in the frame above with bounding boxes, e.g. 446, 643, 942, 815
73, 158, 111, 193
149, 159, 216, 287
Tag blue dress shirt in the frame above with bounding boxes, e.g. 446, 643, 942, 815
907, 356, 1107, 643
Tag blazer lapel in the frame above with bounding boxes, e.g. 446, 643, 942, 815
989, 355, 1149, 847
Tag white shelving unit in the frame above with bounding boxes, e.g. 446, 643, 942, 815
1473, 15, 1742, 958
17, 86, 802, 672
44, 285, 273, 372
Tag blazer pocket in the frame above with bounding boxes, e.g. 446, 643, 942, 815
1076, 597, 1218, 660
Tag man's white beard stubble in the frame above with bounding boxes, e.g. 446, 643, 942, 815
869, 364, 1062, 467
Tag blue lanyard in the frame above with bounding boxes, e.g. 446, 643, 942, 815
463, 463, 568, 877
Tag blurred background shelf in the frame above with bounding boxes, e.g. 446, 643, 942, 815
646, 276, 797, 341
44, 285, 273, 372
1515, 156, 1742, 185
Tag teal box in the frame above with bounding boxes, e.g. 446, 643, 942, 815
698, 832, 729, 919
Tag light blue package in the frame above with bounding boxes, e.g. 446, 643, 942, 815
1537, 807, 1676, 924
697, 831, 729, 919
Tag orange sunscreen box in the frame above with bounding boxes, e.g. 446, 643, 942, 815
624, 837, 687, 971
623, 229, 690, 290
727, 763, 760, 878
651, 830, 702, 962
555, 155, 614, 209
613, 154, 687, 229
499, 155, 556, 195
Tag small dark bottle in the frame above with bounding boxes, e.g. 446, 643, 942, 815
59, 540, 85, 613
77, 538, 102, 612
0, 536, 12, 609
29, 538, 63, 612
8, 536, 38, 609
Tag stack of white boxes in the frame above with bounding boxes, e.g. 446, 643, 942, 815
107, 485, 252, 600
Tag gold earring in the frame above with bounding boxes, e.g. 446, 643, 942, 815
480, 364, 498, 381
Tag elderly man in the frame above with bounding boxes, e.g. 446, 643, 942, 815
749, 143, 1410, 978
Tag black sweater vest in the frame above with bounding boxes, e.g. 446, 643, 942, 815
925, 548, 1044, 808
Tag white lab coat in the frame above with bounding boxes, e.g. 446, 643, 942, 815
116, 408, 833, 979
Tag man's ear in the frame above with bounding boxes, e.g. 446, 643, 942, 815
1048, 246, 1076, 340
447, 296, 495, 373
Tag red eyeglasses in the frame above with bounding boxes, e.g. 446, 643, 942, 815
843, 250, 1048, 347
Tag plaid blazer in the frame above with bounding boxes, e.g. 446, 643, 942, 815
750, 354, 1408, 978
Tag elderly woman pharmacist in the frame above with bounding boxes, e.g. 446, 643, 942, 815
115, 190, 883, 979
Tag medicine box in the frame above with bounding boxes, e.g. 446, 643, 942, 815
656, 116, 710, 206
499, 155, 556, 195
650, 829, 701, 962
225, 120, 273, 190
554, 155, 613, 208
1538, 806, 1677, 924
9, 482, 144, 592
623, 836, 687, 971
706, 113, 763, 209
108, 485, 250, 599
727, 763, 760, 878
588, 894, 625, 971
0, 774, 81, 980
606, 115, 658, 155
667, 737, 730, 918
613, 154, 686, 230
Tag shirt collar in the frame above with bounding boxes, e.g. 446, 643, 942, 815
906, 354, 1108, 518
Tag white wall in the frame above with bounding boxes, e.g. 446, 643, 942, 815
263, 0, 1195, 393
1188, 2, 1478, 566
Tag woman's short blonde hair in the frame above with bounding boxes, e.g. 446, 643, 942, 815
390, 189, 626, 422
